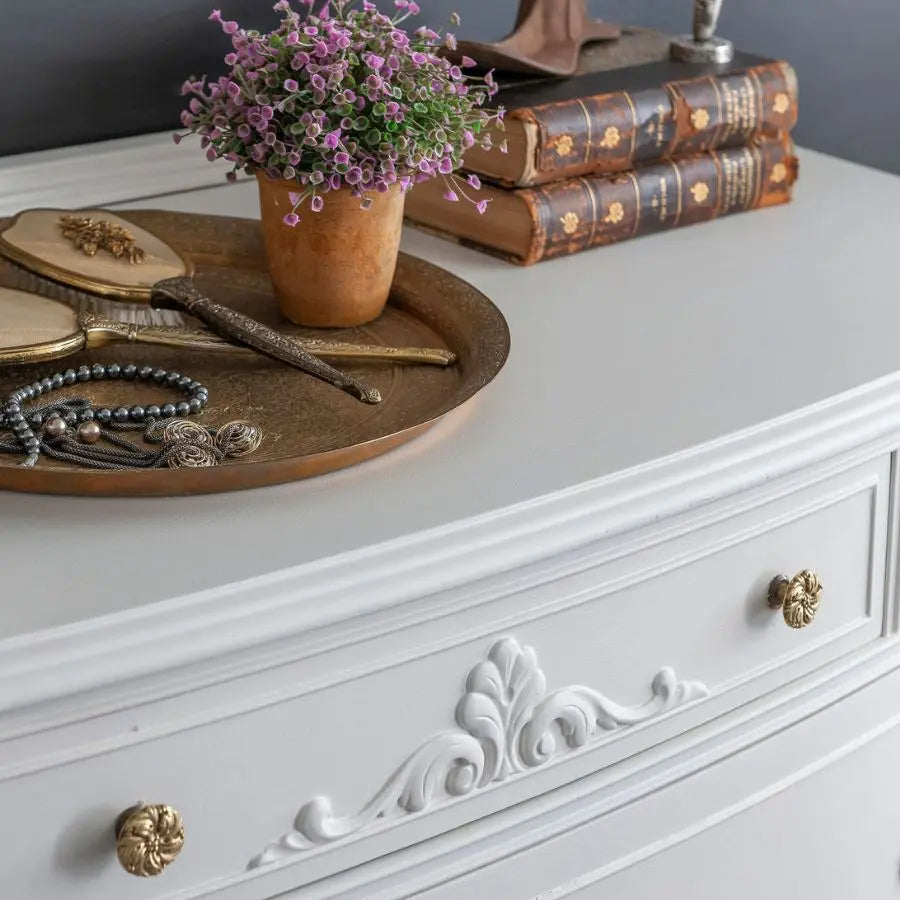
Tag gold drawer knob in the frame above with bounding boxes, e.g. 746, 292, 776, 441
768, 570, 823, 629
115, 803, 185, 877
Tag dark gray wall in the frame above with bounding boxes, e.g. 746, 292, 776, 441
3, 1, 898, 173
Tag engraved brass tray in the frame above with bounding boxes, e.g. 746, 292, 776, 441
0, 210, 509, 496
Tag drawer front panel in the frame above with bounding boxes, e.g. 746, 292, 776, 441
0, 455, 890, 899
409, 648, 900, 900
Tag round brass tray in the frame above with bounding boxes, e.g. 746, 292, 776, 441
0, 210, 510, 496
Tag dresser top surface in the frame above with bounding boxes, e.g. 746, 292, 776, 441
2, 148, 899, 639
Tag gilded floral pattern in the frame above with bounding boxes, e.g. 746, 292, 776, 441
602, 202, 625, 224
770, 162, 788, 184
772, 92, 791, 114
598, 126, 621, 149
690, 108, 710, 130
560, 212, 580, 234
690, 181, 710, 203
553, 134, 574, 157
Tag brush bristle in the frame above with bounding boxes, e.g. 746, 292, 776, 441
1, 258, 188, 327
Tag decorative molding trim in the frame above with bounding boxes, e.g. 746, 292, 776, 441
248, 636, 708, 868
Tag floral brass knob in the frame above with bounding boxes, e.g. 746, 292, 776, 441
768, 570, 823, 629
115, 803, 185, 877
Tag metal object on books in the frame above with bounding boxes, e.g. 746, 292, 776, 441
670, 0, 734, 64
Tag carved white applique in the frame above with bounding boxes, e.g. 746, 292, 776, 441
249, 636, 708, 868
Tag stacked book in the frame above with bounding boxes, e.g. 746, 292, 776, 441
406, 32, 798, 265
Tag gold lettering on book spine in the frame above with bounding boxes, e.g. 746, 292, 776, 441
718, 75, 759, 143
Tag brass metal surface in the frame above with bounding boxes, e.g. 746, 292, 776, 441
115, 803, 185, 877
767, 570, 823, 629
0, 210, 510, 496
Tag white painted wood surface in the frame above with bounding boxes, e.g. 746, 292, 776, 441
2, 136, 900, 899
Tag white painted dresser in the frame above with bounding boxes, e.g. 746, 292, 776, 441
2, 140, 900, 899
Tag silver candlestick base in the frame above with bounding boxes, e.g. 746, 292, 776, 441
670, 34, 734, 64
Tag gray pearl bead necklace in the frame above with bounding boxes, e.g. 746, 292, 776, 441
0, 363, 210, 467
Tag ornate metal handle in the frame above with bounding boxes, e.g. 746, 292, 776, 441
767, 570, 823, 629
151, 276, 381, 404
115, 803, 185, 877
81, 313, 456, 366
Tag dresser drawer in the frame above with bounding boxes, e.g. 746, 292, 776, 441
0, 455, 890, 900
402, 629, 900, 900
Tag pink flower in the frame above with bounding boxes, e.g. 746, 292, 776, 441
283, 213, 300, 226
461, 56, 477, 67
466, 173, 481, 188
311, 195, 324, 212
284, 78, 298, 92
476, 199, 488, 214
443, 189, 459, 201
171, 132, 183, 144
288, 191, 302, 205
408, 1, 420, 12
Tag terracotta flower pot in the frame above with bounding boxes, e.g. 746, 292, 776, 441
256, 173, 405, 327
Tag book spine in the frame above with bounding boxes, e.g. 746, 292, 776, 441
512, 61, 797, 187
520, 134, 797, 265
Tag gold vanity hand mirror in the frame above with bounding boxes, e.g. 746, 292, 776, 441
0, 286, 456, 367
0, 209, 381, 403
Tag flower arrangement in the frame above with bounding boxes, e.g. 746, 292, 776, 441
176, 0, 504, 225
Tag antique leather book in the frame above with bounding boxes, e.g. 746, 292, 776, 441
466, 52, 797, 188
406, 134, 798, 266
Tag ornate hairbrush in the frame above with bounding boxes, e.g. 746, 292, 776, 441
0, 209, 382, 404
